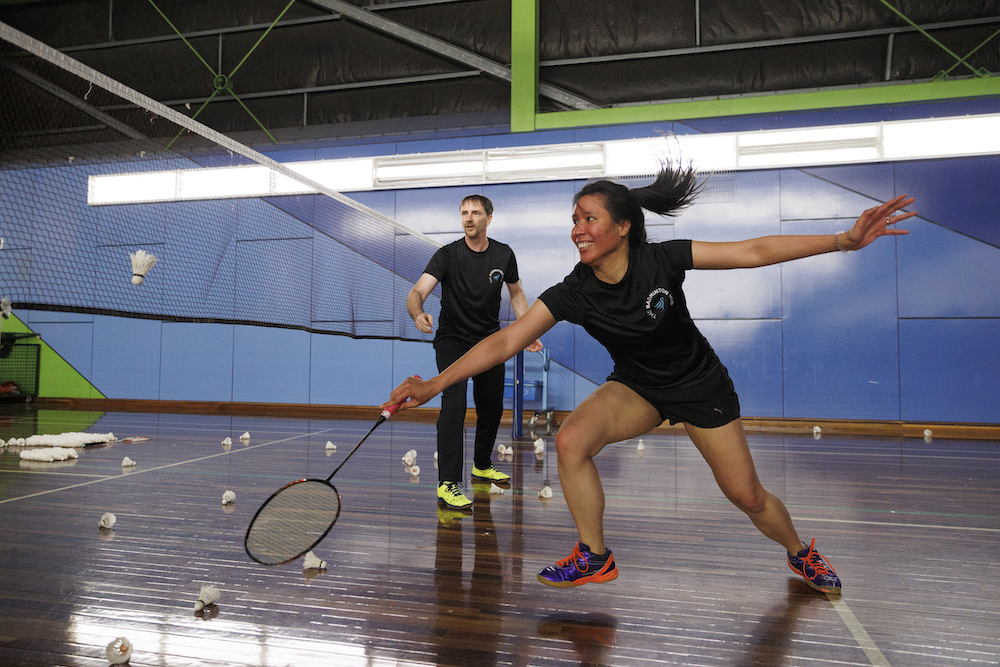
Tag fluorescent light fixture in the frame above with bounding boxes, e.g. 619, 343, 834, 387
88, 171, 176, 205
738, 124, 881, 168
486, 145, 604, 180
275, 159, 374, 193
375, 154, 483, 186
88, 112, 1000, 206
676, 133, 739, 172
179, 166, 270, 200
883, 114, 1000, 160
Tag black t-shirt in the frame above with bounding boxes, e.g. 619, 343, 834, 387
424, 238, 520, 346
539, 240, 725, 400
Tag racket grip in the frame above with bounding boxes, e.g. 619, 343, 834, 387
381, 375, 421, 420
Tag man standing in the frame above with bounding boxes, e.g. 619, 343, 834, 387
407, 195, 542, 510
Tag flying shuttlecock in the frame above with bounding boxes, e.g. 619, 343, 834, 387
539, 486, 553, 499
105, 636, 133, 664
325, 441, 337, 451
129, 249, 158, 285
121, 456, 135, 467
99, 512, 117, 529
222, 490, 236, 505
221, 437, 232, 446
193, 584, 221, 611
239, 431, 250, 441
0, 297, 11, 319
303, 551, 327, 570
489, 483, 504, 495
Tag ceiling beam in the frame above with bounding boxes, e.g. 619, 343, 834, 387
305, 0, 597, 110
3, 61, 147, 140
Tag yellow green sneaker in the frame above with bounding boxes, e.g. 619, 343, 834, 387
437, 481, 472, 509
471, 464, 510, 484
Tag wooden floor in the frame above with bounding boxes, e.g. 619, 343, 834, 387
1, 407, 998, 666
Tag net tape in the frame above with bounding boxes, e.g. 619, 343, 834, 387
0, 21, 441, 341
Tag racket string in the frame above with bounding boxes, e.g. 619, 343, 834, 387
245, 480, 341, 565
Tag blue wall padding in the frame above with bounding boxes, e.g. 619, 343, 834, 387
7, 102, 999, 423
900, 319, 1000, 423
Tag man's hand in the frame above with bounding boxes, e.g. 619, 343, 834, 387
526, 339, 543, 353
414, 313, 434, 334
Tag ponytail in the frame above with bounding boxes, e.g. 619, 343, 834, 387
573, 159, 702, 246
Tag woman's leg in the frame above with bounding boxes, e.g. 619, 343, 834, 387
683, 418, 803, 554
555, 382, 662, 555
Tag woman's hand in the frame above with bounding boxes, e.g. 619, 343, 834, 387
382, 375, 438, 412
843, 194, 916, 251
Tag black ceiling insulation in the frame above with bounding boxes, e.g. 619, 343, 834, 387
0, 0, 998, 151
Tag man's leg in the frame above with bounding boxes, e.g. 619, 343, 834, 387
435, 339, 470, 484
470, 360, 505, 473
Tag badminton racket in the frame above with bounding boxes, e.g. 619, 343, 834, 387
244, 384, 416, 566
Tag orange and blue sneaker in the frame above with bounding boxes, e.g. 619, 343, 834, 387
537, 542, 618, 588
788, 539, 841, 595
471, 464, 510, 485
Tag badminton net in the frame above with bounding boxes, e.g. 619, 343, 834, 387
0, 21, 441, 341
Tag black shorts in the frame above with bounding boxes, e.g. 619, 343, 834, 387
607, 368, 741, 429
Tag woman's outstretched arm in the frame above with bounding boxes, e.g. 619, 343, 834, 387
384, 300, 557, 411
692, 194, 916, 270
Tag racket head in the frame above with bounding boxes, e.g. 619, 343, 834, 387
245, 478, 341, 566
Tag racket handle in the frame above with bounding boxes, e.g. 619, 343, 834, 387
381, 375, 421, 420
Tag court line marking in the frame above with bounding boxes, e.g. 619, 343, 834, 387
792, 516, 1000, 533
828, 595, 892, 666
0, 429, 334, 505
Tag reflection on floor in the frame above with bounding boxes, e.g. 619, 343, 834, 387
0, 408, 998, 666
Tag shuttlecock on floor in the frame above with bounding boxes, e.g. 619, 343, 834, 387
489, 483, 504, 495
303, 551, 327, 570
221, 437, 232, 446
99, 512, 116, 529
121, 456, 135, 467
433, 451, 438, 460
325, 441, 337, 451
239, 431, 250, 441
538, 485, 553, 499
923, 428, 933, 437
534, 438, 545, 454
410, 465, 420, 476
193, 584, 220, 611
0, 296, 11, 319
129, 249, 158, 285
813, 425, 822, 434
402, 449, 417, 466
636, 439, 645, 451
105, 636, 133, 664
20, 447, 78, 462
222, 490, 236, 505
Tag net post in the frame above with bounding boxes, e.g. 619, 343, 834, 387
511, 350, 524, 438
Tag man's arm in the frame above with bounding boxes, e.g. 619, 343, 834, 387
507, 280, 543, 352
407, 273, 439, 334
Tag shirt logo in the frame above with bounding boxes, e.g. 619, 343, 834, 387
645, 287, 674, 319
489, 268, 505, 284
